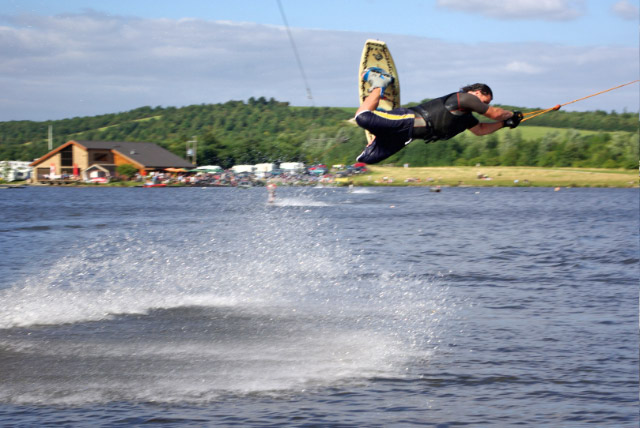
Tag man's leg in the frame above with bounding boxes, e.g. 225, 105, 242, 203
356, 67, 393, 115
356, 87, 381, 116
355, 107, 416, 164
354, 68, 406, 164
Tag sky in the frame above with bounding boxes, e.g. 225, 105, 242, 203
0, 0, 638, 121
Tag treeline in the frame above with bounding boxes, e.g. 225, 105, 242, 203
385, 129, 638, 169
0, 97, 637, 169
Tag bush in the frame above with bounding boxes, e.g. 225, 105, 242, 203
116, 164, 139, 179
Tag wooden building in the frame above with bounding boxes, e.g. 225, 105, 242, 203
29, 140, 194, 183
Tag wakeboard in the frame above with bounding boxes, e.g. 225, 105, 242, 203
358, 39, 401, 143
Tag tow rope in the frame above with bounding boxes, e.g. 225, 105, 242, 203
521, 80, 639, 122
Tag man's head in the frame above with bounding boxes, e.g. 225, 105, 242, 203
461, 83, 493, 104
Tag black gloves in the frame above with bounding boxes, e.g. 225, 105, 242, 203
504, 111, 523, 129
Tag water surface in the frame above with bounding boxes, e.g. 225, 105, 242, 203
0, 186, 637, 426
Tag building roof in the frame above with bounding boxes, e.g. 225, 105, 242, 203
75, 141, 194, 168
31, 140, 194, 169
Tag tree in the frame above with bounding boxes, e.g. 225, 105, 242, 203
116, 164, 139, 179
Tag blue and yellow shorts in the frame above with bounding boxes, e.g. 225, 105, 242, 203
355, 108, 415, 164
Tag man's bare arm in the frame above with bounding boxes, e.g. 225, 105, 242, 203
468, 121, 504, 136
483, 106, 513, 121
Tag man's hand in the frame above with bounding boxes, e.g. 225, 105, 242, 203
504, 111, 523, 129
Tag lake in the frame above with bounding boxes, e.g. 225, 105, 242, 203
0, 186, 637, 426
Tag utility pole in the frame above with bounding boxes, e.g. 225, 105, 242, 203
186, 137, 197, 165
48, 125, 53, 151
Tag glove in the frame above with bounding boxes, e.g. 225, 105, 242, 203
504, 111, 523, 129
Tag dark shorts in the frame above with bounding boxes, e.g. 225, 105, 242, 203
355, 108, 415, 164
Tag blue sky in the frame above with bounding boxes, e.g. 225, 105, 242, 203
3, 0, 637, 46
1, 0, 638, 120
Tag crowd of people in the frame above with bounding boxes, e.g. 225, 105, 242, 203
134, 164, 368, 187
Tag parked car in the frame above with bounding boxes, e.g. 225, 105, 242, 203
307, 164, 328, 175
350, 163, 368, 174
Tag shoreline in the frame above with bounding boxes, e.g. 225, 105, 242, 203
7, 166, 638, 189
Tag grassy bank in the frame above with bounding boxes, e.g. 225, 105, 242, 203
13, 166, 638, 188
347, 166, 638, 188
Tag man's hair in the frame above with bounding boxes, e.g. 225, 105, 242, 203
461, 83, 493, 97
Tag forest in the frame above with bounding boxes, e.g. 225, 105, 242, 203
0, 96, 637, 169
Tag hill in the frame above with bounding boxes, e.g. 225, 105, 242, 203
0, 97, 637, 169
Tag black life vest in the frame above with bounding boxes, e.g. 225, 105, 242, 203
409, 93, 476, 141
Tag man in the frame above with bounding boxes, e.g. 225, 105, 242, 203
355, 67, 523, 164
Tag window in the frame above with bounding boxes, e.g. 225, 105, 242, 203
91, 150, 112, 163
60, 145, 73, 167
36, 168, 49, 179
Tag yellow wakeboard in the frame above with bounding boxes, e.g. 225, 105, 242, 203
358, 39, 401, 143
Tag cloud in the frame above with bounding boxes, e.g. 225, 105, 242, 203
505, 61, 545, 74
436, 0, 586, 21
611, 0, 640, 20
0, 13, 637, 121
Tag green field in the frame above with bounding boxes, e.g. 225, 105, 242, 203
504, 125, 599, 139
72, 115, 163, 135
345, 165, 638, 188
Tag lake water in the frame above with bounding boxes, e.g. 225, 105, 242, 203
0, 186, 637, 427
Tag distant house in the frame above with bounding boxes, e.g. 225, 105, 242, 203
231, 165, 255, 174
253, 163, 276, 177
279, 162, 305, 173
0, 161, 32, 182
29, 140, 193, 183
